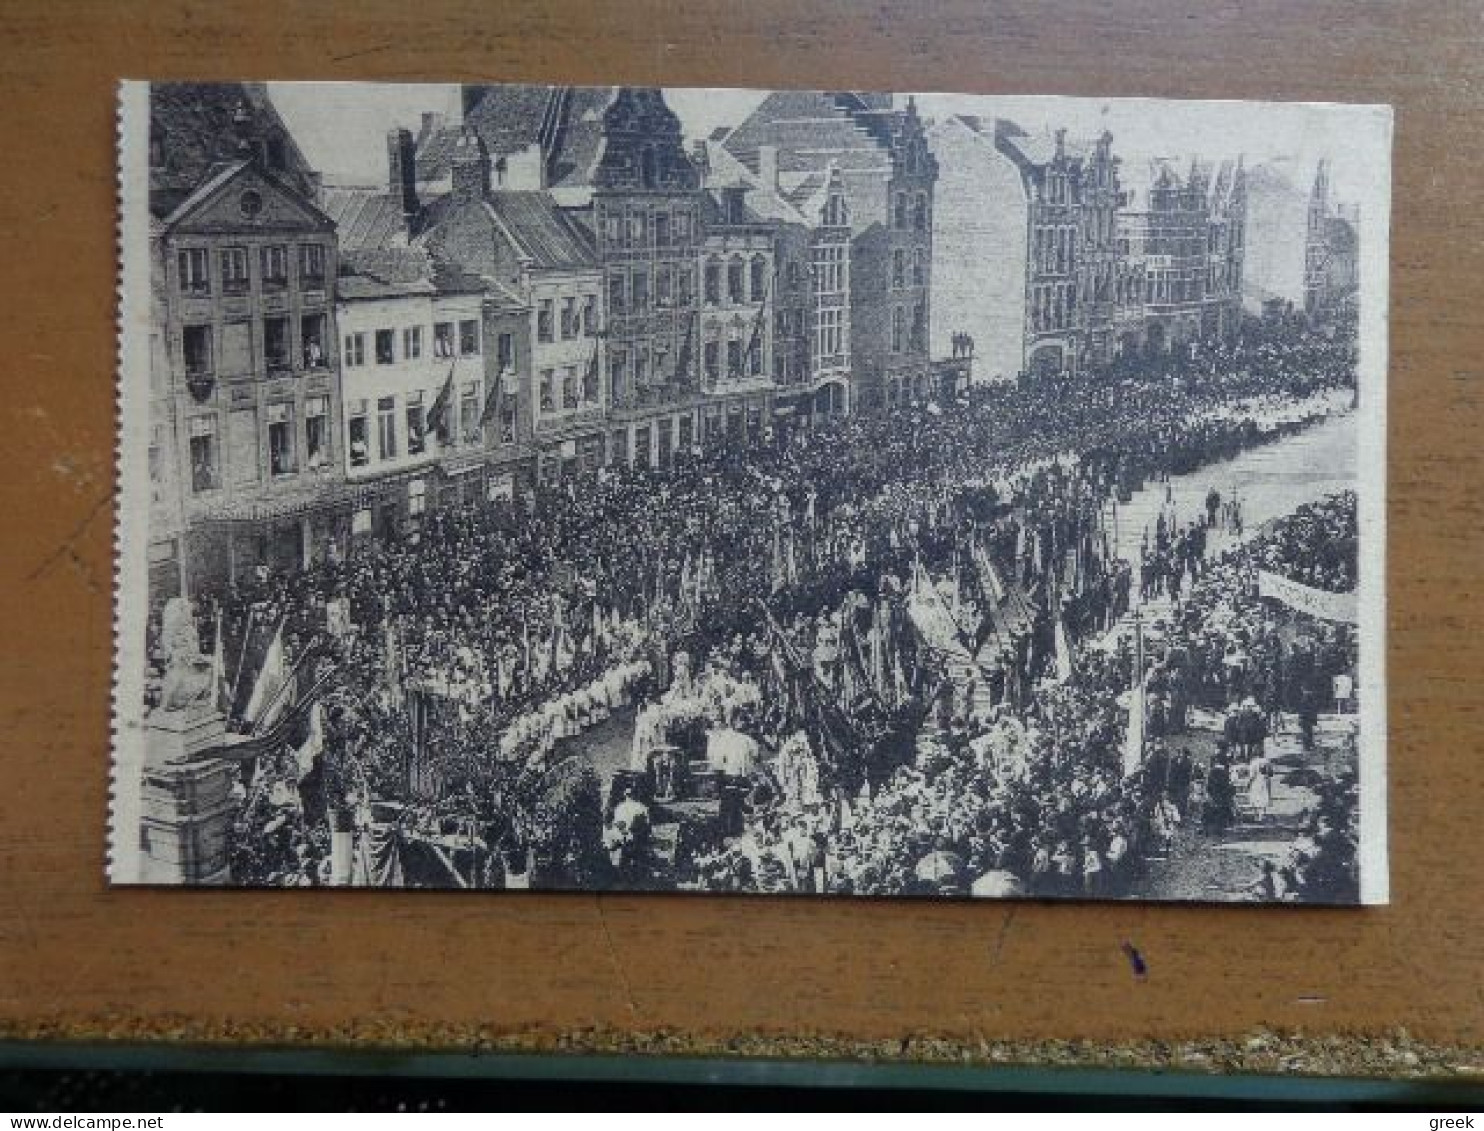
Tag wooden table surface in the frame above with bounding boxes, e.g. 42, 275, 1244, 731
1, 0, 1482, 1076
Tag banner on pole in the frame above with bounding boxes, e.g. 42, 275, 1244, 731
1257, 570, 1359, 624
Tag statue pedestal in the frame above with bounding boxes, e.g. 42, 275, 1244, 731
139, 702, 236, 885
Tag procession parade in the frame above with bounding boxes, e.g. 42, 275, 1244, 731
131, 83, 1368, 901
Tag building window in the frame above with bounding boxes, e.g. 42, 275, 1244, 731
376, 395, 397, 461
461, 382, 480, 444
221, 247, 249, 295
912, 303, 925, 349
433, 322, 455, 358
656, 265, 673, 308
375, 329, 396, 365
539, 369, 554, 413
267, 402, 296, 476
654, 211, 670, 247
727, 258, 745, 304
604, 212, 621, 246
459, 319, 480, 355
913, 248, 925, 286
750, 256, 766, 301
627, 211, 646, 246
348, 399, 369, 467
559, 297, 576, 339
704, 259, 722, 305
403, 326, 423, 360
497, 331, 516, 371
264, 316, 291, 372
343, 332, 366, 368
608, 273, 626, 316
408, 478, 427, 517
914, 194, 928, 231
183, 325, 213, 377
892, 307, 905, 353
676, 267, 694, 308
749, 335, 763, 376
704, 337, 720, 382
634, 348, 648, 388
406, 391, 426, 456
304, 395, 328, 470
894, 192, 907, 229
538, 300, 554, 343
178, 248, 210, 295
892, 249, 905, 288
562, 366, 580, 410
726, 337, 742, 377
299, 244, 326, 287
582, 295, 597, 336
188, 416, 218, 493
674, 210, 692, 243
631, 268, 649, 314
260, 245, 288, 290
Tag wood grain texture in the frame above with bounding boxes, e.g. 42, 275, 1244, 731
1, 0, 1482, 1069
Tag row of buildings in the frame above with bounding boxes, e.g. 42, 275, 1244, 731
928, 115, 1249, 382
144, 83, 954, 596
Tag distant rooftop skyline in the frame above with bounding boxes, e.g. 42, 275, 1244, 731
268, 82, 1383, 206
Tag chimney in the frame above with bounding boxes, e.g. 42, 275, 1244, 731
305, 171, 324, 209
420, 111, 445, 143
757, 144, 778, 190
449, 128, 490, 203
1055, 127, 1066, 158
387, 127, 418, 227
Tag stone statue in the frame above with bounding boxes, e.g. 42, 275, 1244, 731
157, 596, 214, 712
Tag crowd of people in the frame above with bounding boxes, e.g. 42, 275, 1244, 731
143, 326, 1363, 896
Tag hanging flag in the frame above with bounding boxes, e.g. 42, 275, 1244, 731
242, 621, 288, 729
427, 362, 457, 443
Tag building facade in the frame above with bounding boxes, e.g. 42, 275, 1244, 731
1117, 157, 1246, 359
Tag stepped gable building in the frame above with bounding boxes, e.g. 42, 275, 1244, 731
722, 92, 939, 411
147, 83, 345, 595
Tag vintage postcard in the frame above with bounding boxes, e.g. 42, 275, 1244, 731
111, 81, 1390, 902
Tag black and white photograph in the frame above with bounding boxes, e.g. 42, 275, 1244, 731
111, 81, 1390, 902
